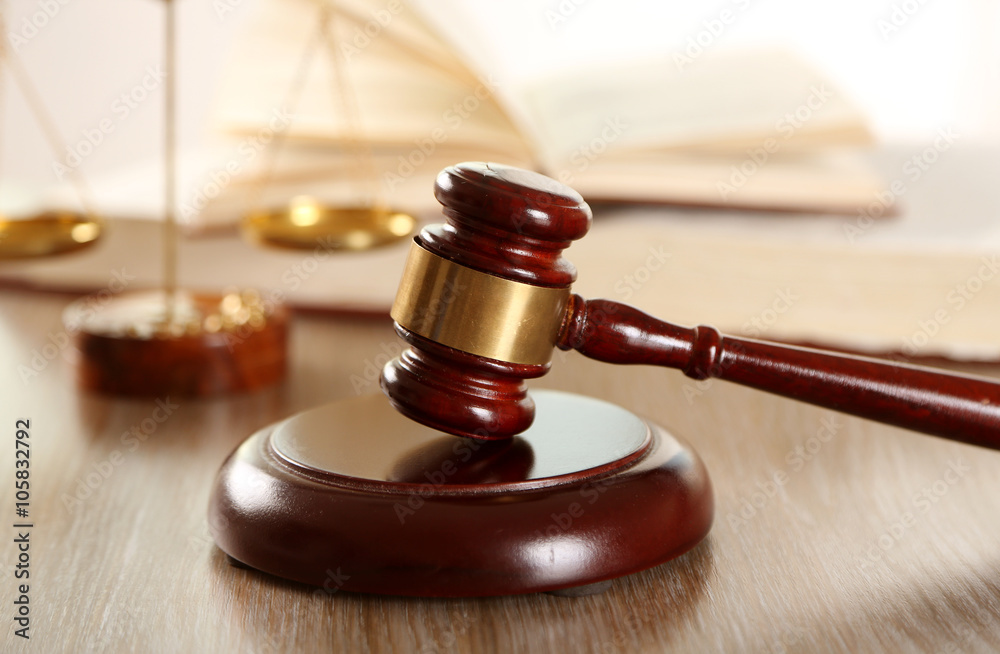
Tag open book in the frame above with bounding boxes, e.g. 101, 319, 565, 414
197, 0, 884, 226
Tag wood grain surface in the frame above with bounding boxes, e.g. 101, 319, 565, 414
3, 289, 1000, 653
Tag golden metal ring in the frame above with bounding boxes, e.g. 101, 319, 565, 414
390, 242, 570, 365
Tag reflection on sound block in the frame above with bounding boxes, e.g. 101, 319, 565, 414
387, 435, 536, 485
208, 389, 713, 597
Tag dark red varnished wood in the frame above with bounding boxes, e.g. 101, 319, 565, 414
427, 162, 592, 287
560, 296, 1000, 449
380, 325, 545, 440
382, 162, 1000, 449
381, 162, 593, 438
66, 292, 288, 397
208, 390, 713, 596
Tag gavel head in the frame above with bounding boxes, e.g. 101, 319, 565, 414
380, 162, 592, 440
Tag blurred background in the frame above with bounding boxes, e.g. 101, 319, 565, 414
1, 0, 997, 195
1, 0, 998, 361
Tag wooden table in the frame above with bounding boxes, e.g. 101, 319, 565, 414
2, 289, 1000, 653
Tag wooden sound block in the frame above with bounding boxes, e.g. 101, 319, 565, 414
208, 390, 713, 597
64, 289, 288, 397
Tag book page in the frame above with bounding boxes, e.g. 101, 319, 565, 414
571, 150, 885, 215
402, 2, 875, 189
404, 0, 553, 165
213, 0, 533, 156
515, 49, 873, 172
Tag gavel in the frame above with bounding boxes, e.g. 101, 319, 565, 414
380, 162, 1000, 449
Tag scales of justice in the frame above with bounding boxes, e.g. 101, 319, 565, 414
1, 0, 414, 395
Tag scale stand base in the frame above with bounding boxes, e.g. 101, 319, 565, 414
64, 289, 288, 397
208, 389, 713, 597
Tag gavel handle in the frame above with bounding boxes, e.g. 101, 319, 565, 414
558, 296, 1000, 450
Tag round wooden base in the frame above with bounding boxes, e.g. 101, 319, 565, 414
209, 390, 713, 597
64, 289, 288, 397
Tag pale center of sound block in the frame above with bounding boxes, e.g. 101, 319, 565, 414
269, 389, 655, 486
